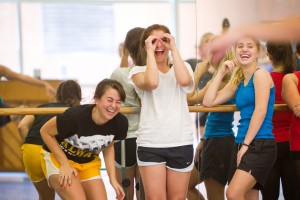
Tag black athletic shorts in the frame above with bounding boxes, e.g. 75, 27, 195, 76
228, 139, 277, 190
114, 138, 137, 168
200, 135, 235, 185
137, 145, 194, 172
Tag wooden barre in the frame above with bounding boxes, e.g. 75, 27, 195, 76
0, 104, 289, 115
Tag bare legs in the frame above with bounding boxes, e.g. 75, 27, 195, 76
139, 164, 191, 200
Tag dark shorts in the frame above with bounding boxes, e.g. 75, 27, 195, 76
195, 112, 208, 127
114, 138, 137, 168
228, 139, 277, 190
137, 145, 194, 172
200, 135, 235, 185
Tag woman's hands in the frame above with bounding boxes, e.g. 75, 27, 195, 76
237, 145, 248, 166
219, 59, 238, 76
145, 33, 176, 52
293, 104, 300, 118
59, 162, 78, 189
110, 179, 125, 200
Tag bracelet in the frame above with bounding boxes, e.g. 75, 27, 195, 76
242, 142, 251, 148
200, 138, 205, 141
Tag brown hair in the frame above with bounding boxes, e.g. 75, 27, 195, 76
267, 41, 295, 74
296, 41, 300, 53
94, 79, 126, 102
124, 27, 145, 64
56, 80, 82, 107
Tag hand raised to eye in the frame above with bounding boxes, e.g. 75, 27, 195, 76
161, 33, 176, 51
145, 35, 158, 52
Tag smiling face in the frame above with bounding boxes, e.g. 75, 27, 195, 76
92, 79, 125, 124
94, 87, 122, 123
151, 29, 169, 64
235, 37, 260, 67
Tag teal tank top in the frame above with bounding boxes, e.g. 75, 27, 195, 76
204, 98, 235, 138
235, 70, 275, 143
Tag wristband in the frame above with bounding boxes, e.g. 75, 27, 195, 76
242, 142, 251, 148
200, 138, 205, 141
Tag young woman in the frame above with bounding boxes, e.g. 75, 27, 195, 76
110, 27, 145, 200
18, 80, 82, 200
262, 41, 298, 200
186, 32, 215, 200
203, 36, 276, 200
128, 24, 194, 200
187, 47, 236, 200
40, 79, 128, 200
282, 70, 300, 197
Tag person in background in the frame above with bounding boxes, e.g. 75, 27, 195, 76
17, 80, 82, 200
187, 46, 236, 200
110, 27, 145, 200
185, 32, 214, 200
128, 24, 194, 200
0, 65, 55, 96
282, 70, 300, 197
258, 44, 273, 72
203, 36, 276, 200
261, 41, 299, 200
40, 79, 128, 200
186, 32, 215, 141
221, 18, 230, 34
0, 65, 56, 127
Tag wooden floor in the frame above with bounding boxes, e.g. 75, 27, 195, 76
0, 171, 208, 200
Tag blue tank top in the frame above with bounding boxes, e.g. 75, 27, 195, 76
204, 98, 235, 138
235, 70, 275, 143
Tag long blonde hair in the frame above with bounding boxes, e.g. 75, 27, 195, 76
229, 37, 261, 88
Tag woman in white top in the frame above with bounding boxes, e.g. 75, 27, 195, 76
128, 24, 194, 200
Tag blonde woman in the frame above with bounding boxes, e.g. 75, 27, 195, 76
204, 36, 276, 200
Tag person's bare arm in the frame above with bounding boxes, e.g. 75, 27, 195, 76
165, 33, 192, 87
132, 35, 159, 91
209, 15, 300, 64
40, 117, 77, 188
103, 141, 125, 200
282, 73, 300, 117
187, 61, 210, 105
203, 60, 236, 107
17, 115, 35, 142
0, 65, 56, 96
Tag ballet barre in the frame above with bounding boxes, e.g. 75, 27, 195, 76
0, 104, 289, 115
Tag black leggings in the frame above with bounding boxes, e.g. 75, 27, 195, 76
262, 142, 299, 200
293, 160, 300, 200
